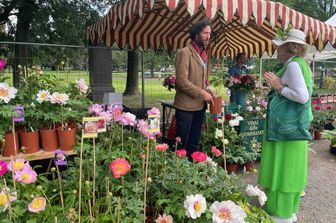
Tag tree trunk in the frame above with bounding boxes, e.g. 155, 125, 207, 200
13, 1, 35, 87
124, 50, 140, 95
150, 60, 155, 78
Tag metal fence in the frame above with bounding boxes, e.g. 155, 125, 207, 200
0, 41, 175, 110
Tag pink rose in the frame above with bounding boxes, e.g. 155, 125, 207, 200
211, 146, 222, 157
176, 149, 187, 158
191, 151, 207, 162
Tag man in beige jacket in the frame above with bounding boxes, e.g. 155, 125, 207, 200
174, 19, 214, 160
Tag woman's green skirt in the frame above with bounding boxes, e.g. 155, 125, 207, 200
258, 134, 308, 218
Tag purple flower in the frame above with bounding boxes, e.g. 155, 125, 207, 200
120, 112, 137, 126
147, 107, 160, 116
98, 111, 113, 124
12, 105, 25, 122
108, 105, 123, 122
88, 104, 104, 115
14, 166, 37, 184
55, 150, 67, 166
0, 59, 6, 71
137, 119, 160, 139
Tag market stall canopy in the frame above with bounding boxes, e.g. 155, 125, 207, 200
87, 0, 336, 58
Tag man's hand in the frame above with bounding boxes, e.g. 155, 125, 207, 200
201, 89, 214, 105
206, 87, 216, 97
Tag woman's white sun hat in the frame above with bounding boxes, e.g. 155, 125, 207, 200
272, 29, 308, 46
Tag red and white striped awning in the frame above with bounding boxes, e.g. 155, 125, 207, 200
87, 0, 336, 58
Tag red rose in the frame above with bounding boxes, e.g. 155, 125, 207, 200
225, 113, 232, 120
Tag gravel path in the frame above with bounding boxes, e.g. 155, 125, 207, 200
241, 140, 336, 223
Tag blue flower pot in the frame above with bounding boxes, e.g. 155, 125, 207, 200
235, 90, 248, 106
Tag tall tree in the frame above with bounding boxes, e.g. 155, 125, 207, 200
0, 0, 101, 86
275, 0, 330, 21
124, 50, 140, 95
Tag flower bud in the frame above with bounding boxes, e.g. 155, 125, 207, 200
51, 167, 56, 172
140, 153, 146, 159
108, 192, 113, 197
36, 185, 43, 191
147, 177, 152, 183
73, 190, 77, 194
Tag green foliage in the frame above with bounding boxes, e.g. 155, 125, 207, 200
0, 104, 15, 138
322, 129, 336, 146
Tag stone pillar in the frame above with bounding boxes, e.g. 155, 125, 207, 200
88, 45, 115, 102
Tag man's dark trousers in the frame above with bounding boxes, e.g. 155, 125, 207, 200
175, 108, 205, 161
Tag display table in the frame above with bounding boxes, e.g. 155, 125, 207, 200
0, 149, 76, 161
159, 100, 176, 140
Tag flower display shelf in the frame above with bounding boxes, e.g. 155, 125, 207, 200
0, 149, 76, 161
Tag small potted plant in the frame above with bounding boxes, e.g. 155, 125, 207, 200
0, 82, 19, 156
225, 145, 245, 173
241, 150, 258, 171
322, 129, 336, 155
312, 109, 327, 140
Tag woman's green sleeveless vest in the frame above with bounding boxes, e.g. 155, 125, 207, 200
267, 57, 313, 141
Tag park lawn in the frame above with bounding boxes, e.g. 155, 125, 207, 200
2, 70, 175, 108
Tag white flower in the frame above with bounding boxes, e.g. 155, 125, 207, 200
236, 116, 244, 121
262, 114, 266, 119
245, 184, 267, 206
229, 119, 240, 127
257, 192, 267, 206
50, 92, 69, 105
226, 89, 231, 97
210, 200, 247, 223
205, 157, 218, 172
36, 90, 50, 103
76, 78, 88, 95
0, 187, 17, 212
255, 106, 261, 112
247, 106, 253, 112
223, 139, 229, 145
229, 120, 235, 127
30, 102, 35, 107
246, 184, 259, 197
0, 83, 17, 103
252, 94, 256, 98
215, 128, 223, 138
217, 118, 223, 124
184, 194, 207, 219
231, 113, 239, 117
246, 100, 250, 105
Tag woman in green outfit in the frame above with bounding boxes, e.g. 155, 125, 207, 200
259, 29, 313, 223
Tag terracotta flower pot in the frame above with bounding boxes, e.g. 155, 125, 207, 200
57, 127, 76, 151
2, 132, 19, 157
244, 162, 254, 171
210, 96, 222, 114
314, 130, 322, 140
40, 128, 59, 151
20, 131, 40, 154
226, 163, 239, 174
